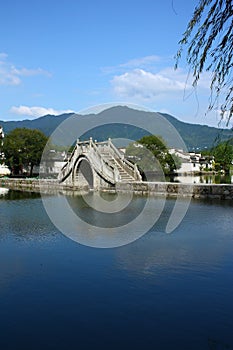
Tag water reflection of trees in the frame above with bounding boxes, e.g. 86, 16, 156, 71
0, 189, 41, 200
200, 174, 232, 184
0, 190, 57, 242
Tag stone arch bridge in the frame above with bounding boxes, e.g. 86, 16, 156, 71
58, 138, 142, 189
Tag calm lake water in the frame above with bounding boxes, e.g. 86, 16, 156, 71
0, 189, 233, 350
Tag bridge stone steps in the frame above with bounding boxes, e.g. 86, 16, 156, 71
98, 149, 137, 182
58, 139, 142, 188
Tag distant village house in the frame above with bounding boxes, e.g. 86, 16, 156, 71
0, 125, 11, 176
169, 149, 214, 174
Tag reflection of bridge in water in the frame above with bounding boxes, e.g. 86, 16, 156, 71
58, 138, 142, 189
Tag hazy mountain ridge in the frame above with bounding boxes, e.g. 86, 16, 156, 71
1, 107, 232, 150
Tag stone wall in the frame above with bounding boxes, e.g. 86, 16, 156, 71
114, 182, 233, 199
1, 178, 233, 199
0, 178, 59, 193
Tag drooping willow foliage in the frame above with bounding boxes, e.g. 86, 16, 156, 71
175, 0, 233, 124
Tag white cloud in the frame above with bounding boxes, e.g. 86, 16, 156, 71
102, 55, 162, 74
0, 53, 51, 86
12, 67, 51, 77
119, 55, 161, 68
0, 53, 8, 60
111, 68, 192, 101
10, 105, 75, 118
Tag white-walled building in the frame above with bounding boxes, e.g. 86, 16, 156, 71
0, 125, 4, 140
169, 149, 214, 174
0, 125, 11, 176
38, 150, 67, 177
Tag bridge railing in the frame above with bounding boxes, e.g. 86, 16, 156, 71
88, 138, 119, 183
87, 138, 142, 181
58, 137, 142, 185
107, 139, 142, 181
58, 139, 89, 182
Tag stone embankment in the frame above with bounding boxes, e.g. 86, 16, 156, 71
115, 182, 233, 199
0, 178, 67, 194
0, 178, 233, 199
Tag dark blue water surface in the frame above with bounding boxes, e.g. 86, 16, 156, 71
0, 189, 233, 350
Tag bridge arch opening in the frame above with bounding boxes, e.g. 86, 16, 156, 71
74, 157, 94, 189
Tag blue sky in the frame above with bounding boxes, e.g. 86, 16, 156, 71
0, 0, 227, 126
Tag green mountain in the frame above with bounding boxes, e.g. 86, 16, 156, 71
1, 106, 232, 151
0, 113, 74, 136
160, 112, 232, 150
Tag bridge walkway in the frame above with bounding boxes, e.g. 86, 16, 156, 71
58, 138, 142, 189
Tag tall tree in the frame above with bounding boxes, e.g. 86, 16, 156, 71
126, 135, 181, 177
175, 0, 233, 123
212, 141, 233, 173
3, 128, 48, 176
